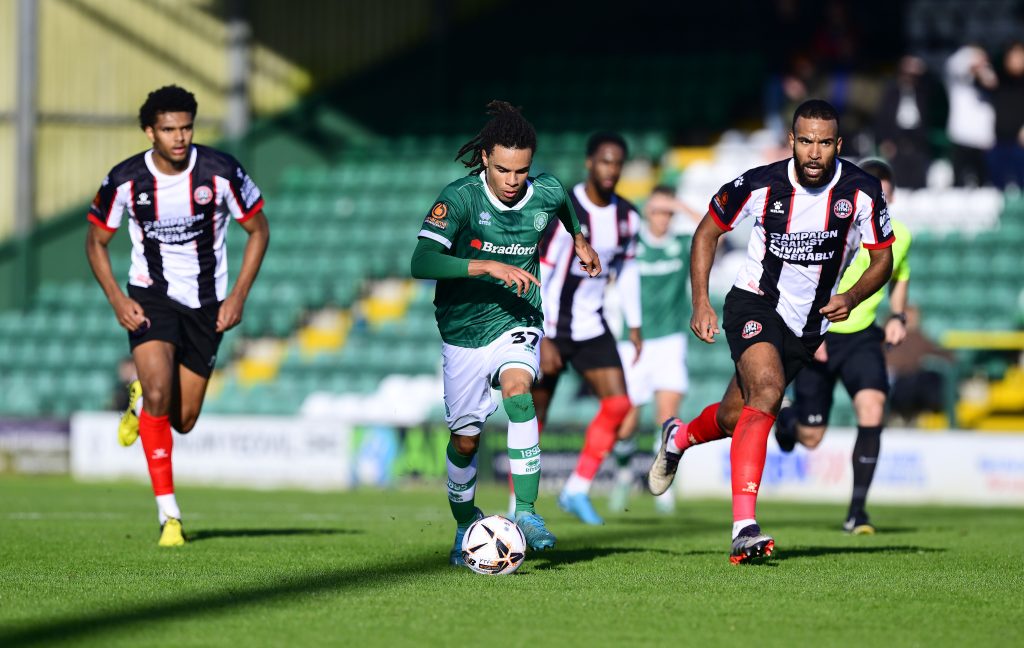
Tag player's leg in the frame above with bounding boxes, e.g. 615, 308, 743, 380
841, 327, 889, 533
440, 341, 493, 566
776, 360, 833, 452
170, 364, 211, 434
171, 299, 223, 434
131, 340, 185, 546
609, 339, 650, 513
646, 334, 689, 512
559, 333, 631, 524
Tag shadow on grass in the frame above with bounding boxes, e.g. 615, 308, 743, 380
527, 546, 679, 571
0, 520, 696, 646
188, 528, 362, 542
774, 545, 945, 561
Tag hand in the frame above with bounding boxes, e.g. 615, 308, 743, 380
112, 294, 148, 332
628, 327, 643, 366
573, 233, 602, 277
814, 341, 828, 363
884, 318, 907, 346
539, 337, 563, 376
480, 260, 540, 297
216, 293, 245, 332
819, 293, 857, 323
690, 302, 719, 344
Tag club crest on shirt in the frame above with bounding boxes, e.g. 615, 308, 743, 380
193, 185, 213, 205
533, 212, 549, 231
742, 320, 762, 339
833, 199, 853, 219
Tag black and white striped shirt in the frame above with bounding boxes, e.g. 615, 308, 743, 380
88, 145, 264, 309
539, 183, 641, 341
709, 158, 894, 339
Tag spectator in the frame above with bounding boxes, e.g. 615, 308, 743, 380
945, 44, 998, 187
875, 56, 932, 188
885, 306, 953, 422
989, 42, 1024, 191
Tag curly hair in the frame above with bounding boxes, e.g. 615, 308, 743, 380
455, 100, 537, 174
138, 85, 198, 130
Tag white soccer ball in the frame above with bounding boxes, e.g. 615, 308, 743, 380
461, 514, 527, 575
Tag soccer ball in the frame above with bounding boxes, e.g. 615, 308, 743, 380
461, 514, 527, 575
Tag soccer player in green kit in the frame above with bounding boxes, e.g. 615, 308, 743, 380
410, 101, 602, 566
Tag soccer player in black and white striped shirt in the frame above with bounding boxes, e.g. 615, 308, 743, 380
85, 86, 270, 547
648, 100, 894, 563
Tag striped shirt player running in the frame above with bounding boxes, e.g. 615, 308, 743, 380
647, 100, 895, 563
774, 158, 913, 535
410, 101, 601, 566
535, 132, 642, 526
85, 86, 270, 547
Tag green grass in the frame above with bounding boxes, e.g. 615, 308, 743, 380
0, 476, 1022, 647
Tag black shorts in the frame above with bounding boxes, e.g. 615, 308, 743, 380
793, 324, 889, 427
722, 287, 821, 385
538, 329, 623, 388
127, 285, 223, 378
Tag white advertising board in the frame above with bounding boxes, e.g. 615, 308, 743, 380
71, 413, 352, 490
674, 428, 1024, 506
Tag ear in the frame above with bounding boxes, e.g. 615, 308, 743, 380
787, 130, 795, 148
836, 136, 843, 155
480, 149, 489, 168
144, 126, 156, 145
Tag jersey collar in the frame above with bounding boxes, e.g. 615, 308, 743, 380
787, 158, 842, 194
573, 182, 617, 213
145, 146, 197, 182
479, 171, 535, 211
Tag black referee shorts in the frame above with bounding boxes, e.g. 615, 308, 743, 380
127, 284, 223, 379
537, 329, 623, 389
722, 287, 821, 385
793, 324, 889, 427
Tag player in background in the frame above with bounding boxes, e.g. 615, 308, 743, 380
647, 100, 895, 563
774, 158, 912, 535
410, 101, 601, 566
609, 186, 694, 515
85, 86, 270, 547
533, 132, 641, 526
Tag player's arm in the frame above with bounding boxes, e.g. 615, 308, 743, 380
884, 278, 910, 346
85, 223, 147, 332
410, 238, 538, 297
689, 213, 728, 343
555, 182, 601, 277
820, 247, 893, 323
217, 210, 269, 333
617, 253, 643, 362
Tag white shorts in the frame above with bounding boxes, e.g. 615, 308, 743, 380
617, 332, 689, 407
441, 327, 542, 434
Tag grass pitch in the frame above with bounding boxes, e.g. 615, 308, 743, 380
0, 476, 1021, 647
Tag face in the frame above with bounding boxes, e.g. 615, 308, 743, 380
644, 195, 674, 237
586, 142, 626, 197
1006, 44, 1024, 76
789, 117, 841, 188
481, 145, 533, 205
145, 111, 194, 167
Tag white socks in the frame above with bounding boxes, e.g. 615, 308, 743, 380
732, 518, 756, 539
156, 493, 181, 525
563, 472, 592, 496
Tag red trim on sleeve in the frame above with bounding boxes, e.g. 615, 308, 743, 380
539, 258, 555, 267
862, 239, 894, 250
88, 214, 117, 232
707, 202, 733, 231
237, 197, 265, 223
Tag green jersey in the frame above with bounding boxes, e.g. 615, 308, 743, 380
417, 171, 579, 348
622, 228, 691, 340
830, 219, 912, 334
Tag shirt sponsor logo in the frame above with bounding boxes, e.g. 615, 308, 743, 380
236, 168, 260, 210
533, 211, 548, 231
137, 192, 152, 206
742, 320, 762, 339
833, 198, 853, 219
141, 214, 206, 244
879, 207, 893, 238
470, 239, 537, 256
194, 185, 213, 206
479, 211, 492, 226
768, 230, 839, 263
426, 216, 447, 230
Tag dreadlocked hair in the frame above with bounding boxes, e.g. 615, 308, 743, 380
455, 100, 537, 174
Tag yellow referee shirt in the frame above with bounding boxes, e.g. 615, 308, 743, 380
829, 219, 911, 334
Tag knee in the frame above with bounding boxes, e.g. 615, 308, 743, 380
854, 392, 886, 427
744, 382, 784, 413
601, 394, 632, 421
799, 426, 826, 449
140, 382, 171, 416
450, 431, 480, 456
